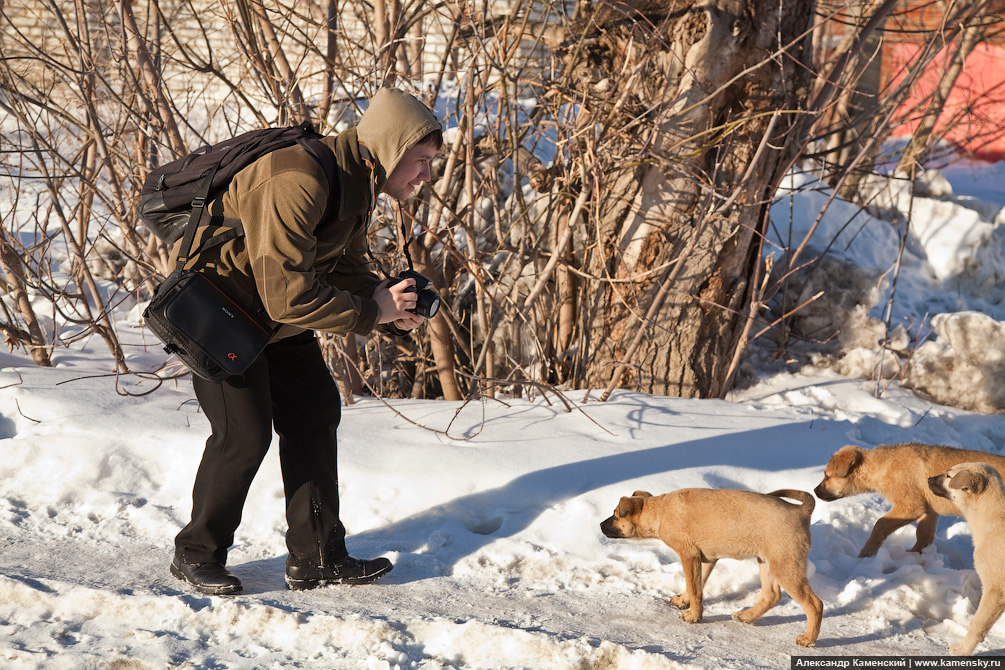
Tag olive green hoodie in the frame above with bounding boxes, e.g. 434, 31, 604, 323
174, 88, 441, 340
357, 87, 442, 185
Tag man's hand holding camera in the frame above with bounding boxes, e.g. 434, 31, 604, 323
374, 270, 440, 332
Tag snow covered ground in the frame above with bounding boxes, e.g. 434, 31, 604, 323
2, 157, 1005, 668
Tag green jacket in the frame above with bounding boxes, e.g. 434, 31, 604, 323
172, 88, 441, 341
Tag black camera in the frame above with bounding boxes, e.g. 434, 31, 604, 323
389, 269, 441, 319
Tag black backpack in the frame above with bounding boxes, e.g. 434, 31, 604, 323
137, 121, 337, 255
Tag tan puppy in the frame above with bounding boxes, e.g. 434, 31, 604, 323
814, 443, 1005, 557
929, 463, 1005, 656
600, 488, 822, 647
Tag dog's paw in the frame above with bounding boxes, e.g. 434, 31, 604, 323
733, 609, 758, 624
949, 641, 975, 656
795, 634, 817, 647
857, 546, 878, 558
681, 609, 702, 624
670, 594, 689, 609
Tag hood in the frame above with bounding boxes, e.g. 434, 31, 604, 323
356, 88, 441, 187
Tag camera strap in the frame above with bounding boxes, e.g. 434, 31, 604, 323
400, 217, 417, 272
360, 215, 413, 281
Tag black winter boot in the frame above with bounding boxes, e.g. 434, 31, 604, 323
285, 556, 392, 589
170, 558, 243, 595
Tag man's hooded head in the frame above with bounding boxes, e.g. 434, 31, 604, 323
356, 88, 442, 186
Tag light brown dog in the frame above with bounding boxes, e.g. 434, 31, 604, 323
814, 443, 1005, 557
929, 463, 1005, 656
600, 488, 822, 647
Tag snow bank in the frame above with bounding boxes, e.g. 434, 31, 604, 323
762, 163, 1005, 414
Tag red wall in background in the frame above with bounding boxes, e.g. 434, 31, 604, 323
886, 42, 1005, 161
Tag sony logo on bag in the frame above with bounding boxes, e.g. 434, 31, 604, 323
221, 307, 235, 319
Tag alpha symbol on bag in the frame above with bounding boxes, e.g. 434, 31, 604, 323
228, 352, 237, 361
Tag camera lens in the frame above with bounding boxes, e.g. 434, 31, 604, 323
414, 289, 440, 318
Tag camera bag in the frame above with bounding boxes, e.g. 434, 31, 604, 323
142, 131, 338, 380
144, 270, 276, 382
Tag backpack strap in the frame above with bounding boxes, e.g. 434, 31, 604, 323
174, 163, 219, 271
297, 137, 340, 225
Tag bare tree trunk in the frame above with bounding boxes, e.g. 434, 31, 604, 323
341, 334, 364, 397
569, 0, 816, 398
0, 231, 52, 366
421, 88, 467, 401
414, 241, 462, 399
248, 0, 311, 125
456, 81, 497, 393
374, 0, 391, 84
319, 0, 339, 123
406, 14, 424, 79
119, 0, 186, 157
813, 0, 887, 193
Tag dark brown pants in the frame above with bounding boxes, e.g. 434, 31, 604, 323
174, 331, 347, 568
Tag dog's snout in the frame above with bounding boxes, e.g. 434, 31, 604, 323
600, 516, 623, 539
813, 484, 837, 501
929, 474, 949, 499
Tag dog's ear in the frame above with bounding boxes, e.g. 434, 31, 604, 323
631, 490, 652, 498
832, 445, 864, 478
948, 469, 988, 495
617, 496, 645, 518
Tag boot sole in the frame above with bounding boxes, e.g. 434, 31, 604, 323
170, 563, 243, 596
285, 563, 393, 590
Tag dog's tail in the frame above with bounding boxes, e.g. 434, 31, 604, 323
767, 489, 816, 517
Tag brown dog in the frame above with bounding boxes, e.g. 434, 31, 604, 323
929, 463, 1005, 656
814, 443, 1005, 557
600, 488, 822, 647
